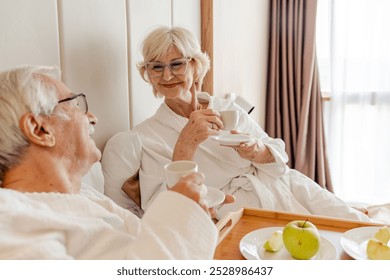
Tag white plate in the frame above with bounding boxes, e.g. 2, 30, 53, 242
239, 227, 337, 260
205, 187, 225, 208
340, 226, 383, 260
210, 133, 253, 146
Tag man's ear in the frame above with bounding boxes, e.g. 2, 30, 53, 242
19, 113, 56, 147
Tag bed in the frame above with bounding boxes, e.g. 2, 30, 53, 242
88, 159, 390, 224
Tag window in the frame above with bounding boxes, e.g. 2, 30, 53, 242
316, 0, 390, 204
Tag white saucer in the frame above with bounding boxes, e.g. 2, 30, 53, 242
210, 133, 253, 146
205, 187, 225, 208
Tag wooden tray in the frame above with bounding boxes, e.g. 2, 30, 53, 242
214, 207, 383, 260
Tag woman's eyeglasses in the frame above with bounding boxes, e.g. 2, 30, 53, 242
145, 58, 191, 78
57, 93, 88, 114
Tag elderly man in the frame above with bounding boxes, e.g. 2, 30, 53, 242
0, 65, 217, 259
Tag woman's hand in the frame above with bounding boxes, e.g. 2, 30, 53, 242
185, 81, 223, 143
173, 82, 223, 160
185, 108, 222, 142
173, 109, 222, 160
229, 131, 276, 164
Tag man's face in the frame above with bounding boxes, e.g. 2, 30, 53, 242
48, 76, 101, 172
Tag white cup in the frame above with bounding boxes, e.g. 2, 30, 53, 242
164, 160, 198, 188
219, 110, 239, 131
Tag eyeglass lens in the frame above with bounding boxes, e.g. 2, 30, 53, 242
75, 95, 88, 114
58, 94, 88, 114
146, 58, 189, 78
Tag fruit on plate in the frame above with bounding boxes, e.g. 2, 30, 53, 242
282, 220, 321, 260
263, 230, 283, 252
366, 226, 390, 260
373, 226, 390, 244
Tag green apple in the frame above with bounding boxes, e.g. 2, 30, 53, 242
373, 226, 390, 244
263, 230, 283, 252
282, 220, 321, 260
367, 226, 390, 260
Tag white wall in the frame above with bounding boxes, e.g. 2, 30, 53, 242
59, 0, 130, 152
0, 0, 60, 69
213, 0, 269, 127
128, 0, 200, 127
0, 0, 268, 150
0, 0, 200, 151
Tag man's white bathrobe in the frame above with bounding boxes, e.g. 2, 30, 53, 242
0, 185, 217, 259
103, 94, 370, 222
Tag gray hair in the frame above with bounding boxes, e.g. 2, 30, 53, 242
0, 65, 61, 182
137, 26, 210, 97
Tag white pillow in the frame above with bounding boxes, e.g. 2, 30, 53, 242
82, 161, 104, 193
101, 131, 142, 210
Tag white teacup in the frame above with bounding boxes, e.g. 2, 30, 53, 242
219, 110, 239, 131
164, 160, 226, 207
164, 160, 198, 188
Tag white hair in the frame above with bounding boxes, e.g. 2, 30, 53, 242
0, 65, 61, 182
136, 26, 211, 97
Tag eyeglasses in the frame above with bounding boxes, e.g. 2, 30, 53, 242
145, 58, 191, 78
58, 93, 88, 114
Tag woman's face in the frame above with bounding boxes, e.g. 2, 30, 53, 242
147, 46, 195, 101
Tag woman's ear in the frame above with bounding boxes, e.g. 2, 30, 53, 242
19, 113, 56, 147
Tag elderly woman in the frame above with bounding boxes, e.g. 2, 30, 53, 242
102, 26, 370, 221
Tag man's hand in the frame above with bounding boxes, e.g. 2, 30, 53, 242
169, 172, 209, 214
170, 173, 236, 218
209, 194, 235, 222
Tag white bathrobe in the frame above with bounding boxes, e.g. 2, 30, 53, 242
0, 184, 217, 259
103, 94, 371, 222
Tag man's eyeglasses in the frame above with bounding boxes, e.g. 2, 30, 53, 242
145, 58, 191, 78
58, 93, 88, 114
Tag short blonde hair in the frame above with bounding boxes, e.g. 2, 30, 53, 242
137, 26, 210, 96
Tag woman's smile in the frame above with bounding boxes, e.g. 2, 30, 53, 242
160, 82, 181, 88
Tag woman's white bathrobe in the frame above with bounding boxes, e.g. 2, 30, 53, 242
103, 94, 370, 222
0, 185, 217, 259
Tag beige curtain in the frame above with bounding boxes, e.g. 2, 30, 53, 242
265, 0, 333, 191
